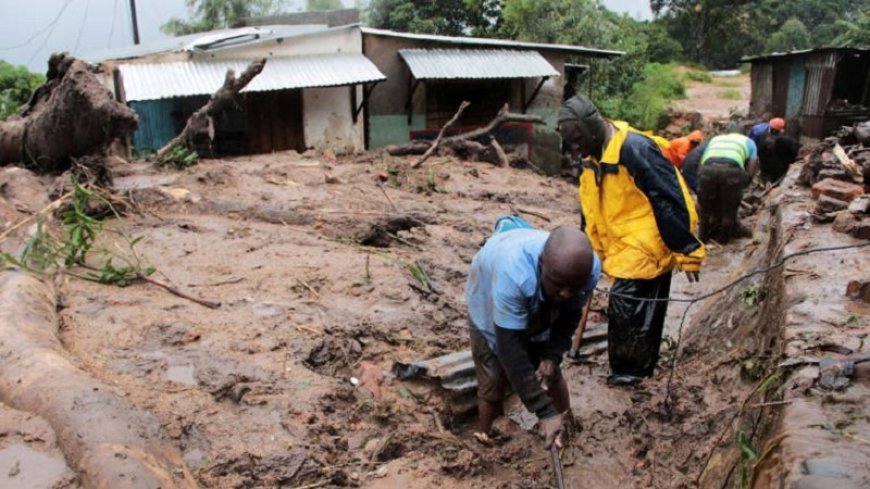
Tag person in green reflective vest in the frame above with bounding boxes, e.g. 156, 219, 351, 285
698, 133, 759, 243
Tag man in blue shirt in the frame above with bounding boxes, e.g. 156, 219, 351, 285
466, 224, 601, 448
748, 117, 785, 145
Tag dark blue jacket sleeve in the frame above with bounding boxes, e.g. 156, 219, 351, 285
620, 133, 703, 255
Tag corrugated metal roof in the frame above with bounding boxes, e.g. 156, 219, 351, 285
742, 47, 870, 63
119, 53, 386, 101
83, 25, 329, 63
363, 26, 623, 58
399, 49, 558, 80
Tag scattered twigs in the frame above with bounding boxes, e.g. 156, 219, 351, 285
297, 278, 321, 299
376, 183, 398, 211
511, 205, 552, 223
141, 275, 221, 309
0, 190, 73, 243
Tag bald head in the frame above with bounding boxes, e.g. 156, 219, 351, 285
540, 227, 594, 303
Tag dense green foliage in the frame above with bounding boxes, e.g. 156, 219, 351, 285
766, 18, 812, 53
364, 0, 501, 36
616, 63, 686, 130
161, 0, 284, 35
0, 61, 44, 120
832, 11, 870, 47
362, 0, 869, 128
306, 0, 343, 11
654, 0, 870, 67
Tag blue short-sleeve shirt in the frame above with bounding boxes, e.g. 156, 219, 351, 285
465, 228, 602, 350
748, 122, 769, 145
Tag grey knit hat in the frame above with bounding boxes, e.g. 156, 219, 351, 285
558, 95, 603, 124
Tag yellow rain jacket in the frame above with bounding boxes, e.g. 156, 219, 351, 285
580, 121, 705, 280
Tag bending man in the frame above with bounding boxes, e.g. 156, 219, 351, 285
466, 223, 600, 448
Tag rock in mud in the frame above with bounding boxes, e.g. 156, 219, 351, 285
811, 179, 864, 203
845, 281, 870, 304
305, 337, 362, 376
816, 195, 849, 214
791, 475, 863, 489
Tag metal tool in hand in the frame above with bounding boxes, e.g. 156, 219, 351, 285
550, 444, 567, 489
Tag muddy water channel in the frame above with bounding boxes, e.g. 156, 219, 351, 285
1, 152, 867, 488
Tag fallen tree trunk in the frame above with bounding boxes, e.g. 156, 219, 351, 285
0, 271, 198, 489
388, 103, 545, 168
0, 53, 138, 173
158, 58, 266, 158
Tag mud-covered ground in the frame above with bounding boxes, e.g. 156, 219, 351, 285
1, 149, 867, 489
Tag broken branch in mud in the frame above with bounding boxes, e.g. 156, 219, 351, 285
490, 136, 509, 168
158, 59, 266, 158
391, 103, 545, 168
0, 53, 138, 173
412, 101, 470, 169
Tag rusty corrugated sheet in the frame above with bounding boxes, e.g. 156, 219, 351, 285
800, 51, 838, 139
802, 51, 837, 116
119, 53, 386, 102
772, 59, 791, 117
398, 49, 559, 80
750, 62, 773, 117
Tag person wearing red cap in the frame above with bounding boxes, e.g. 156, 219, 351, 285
748, 117, 786, 145
666, 130, 704, 169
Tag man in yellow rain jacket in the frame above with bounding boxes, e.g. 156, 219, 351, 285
558, 96, 705, 385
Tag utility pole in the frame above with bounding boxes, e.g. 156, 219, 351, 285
128, 0, 140, 45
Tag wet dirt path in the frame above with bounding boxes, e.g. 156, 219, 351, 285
3, 149, 863, 488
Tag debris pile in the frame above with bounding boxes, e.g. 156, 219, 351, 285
660, 110, 703, 138
799, 121, 869, 237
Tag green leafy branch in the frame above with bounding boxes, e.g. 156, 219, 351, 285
1, 179, 219, 308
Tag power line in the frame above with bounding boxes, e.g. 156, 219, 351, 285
0, 0, 74, 51
595, 242, 870, 304
26, 0, 75, 67
591, 241, 870, 418
73, 0, 92, 53
107, 0, 119, 48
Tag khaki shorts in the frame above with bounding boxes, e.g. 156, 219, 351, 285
469, 326, 561, 403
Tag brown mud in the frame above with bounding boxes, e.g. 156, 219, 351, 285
0, 149, 867, 488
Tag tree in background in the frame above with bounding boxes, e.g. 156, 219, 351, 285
162, 0, 286, 35
832, 11, 870, 47
364, 0, 501, 36
0, 61, 45, 120
307, 0, 343, 11
652, 0, 756, 68
654, 0, 870, 67
501, 0, 683, 128
765, 18, 812, 53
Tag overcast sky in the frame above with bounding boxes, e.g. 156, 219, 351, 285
0, 0, 652, 73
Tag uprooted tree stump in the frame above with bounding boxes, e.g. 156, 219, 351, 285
0, 53, 138, 174
158, 58, 267, 159
386, 103, 545, 169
